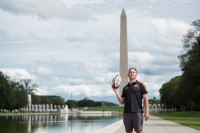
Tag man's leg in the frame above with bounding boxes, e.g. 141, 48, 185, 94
133, 113, 143, 133
136, 130, 142, 133
123, 113, 133, 133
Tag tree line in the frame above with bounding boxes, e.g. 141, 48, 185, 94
0, 72, 66, 110
159, 19, 200, 111
0, 72, 31, 110
65, 97, 118, 110
0, 71, 117, 111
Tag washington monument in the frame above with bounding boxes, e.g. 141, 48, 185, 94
119, 9, 128, 95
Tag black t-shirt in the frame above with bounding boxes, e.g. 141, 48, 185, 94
121, 80, 148, 113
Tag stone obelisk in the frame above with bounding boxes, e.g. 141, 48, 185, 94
119, 9, 128, 95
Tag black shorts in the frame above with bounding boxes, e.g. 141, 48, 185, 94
123, 113, 143, 132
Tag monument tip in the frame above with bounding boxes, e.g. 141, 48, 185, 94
121, 8, 126, 16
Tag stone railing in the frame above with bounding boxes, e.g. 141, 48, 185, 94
19, 104, 69, 113
148, 104, 176, 112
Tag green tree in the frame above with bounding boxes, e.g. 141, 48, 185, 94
178, 19, 200, 110
78, 99, 95, 107
0, 72, 28, 110
51, 97, 65, 105
160, 76, 182, 110
11, 81, 28, 108
20, 79, 37, 94
160, 19, 200, 111
65, 100, 78, 109
31, 94, 41, 104
149, 97, 160, 105
0, 72, 8, 109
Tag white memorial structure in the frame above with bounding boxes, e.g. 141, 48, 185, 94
21, 104, 69, 113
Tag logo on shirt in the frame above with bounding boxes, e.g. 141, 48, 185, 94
134, 84, 139, 87
124, 86, 128, 90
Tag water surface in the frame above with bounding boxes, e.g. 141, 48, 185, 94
0, 114, 122, 133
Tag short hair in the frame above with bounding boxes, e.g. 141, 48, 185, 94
128, 67, 137, 73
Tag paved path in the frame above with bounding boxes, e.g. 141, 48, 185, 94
96, 115, 200, 133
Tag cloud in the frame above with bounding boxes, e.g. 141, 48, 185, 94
0, 0, 199, 103
60, 0, 104, 8
0, 68, 36, 80
54, 84, 113, 97
36, 65, 52, 75
150, 18, 190, 44
34, 86, 51, 95
0, 0, 95, 21
145, 82, 161, 97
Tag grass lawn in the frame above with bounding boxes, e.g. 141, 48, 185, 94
85, 106, 124, 113
151, 111, 200, 130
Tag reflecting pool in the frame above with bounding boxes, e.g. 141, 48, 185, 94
0, 114, 122, 133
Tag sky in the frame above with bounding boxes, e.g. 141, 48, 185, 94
0, 0, 200, 104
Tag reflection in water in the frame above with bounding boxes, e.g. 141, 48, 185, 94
0, 114, 122, 133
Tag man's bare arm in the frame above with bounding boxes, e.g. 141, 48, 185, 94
143, 94, 149, 121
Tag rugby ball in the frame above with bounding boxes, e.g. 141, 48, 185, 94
112, 75, 121, 88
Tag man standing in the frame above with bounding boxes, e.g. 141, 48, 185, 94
113, 67, 149, 133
